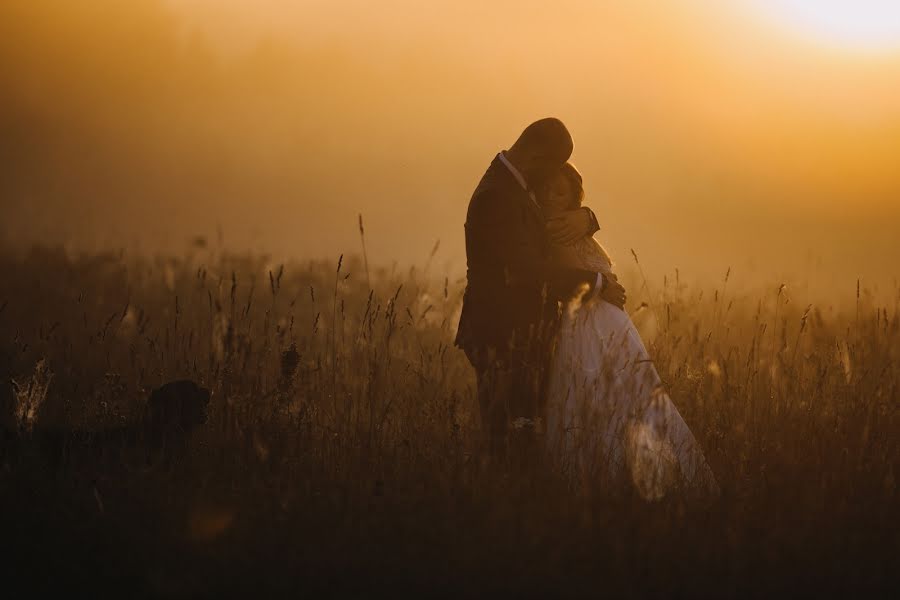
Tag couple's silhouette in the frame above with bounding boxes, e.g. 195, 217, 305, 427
456, 118, 718, 499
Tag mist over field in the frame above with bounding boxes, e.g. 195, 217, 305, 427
1, 0, 899, 298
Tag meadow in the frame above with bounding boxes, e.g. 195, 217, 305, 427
0, 242, 896, 597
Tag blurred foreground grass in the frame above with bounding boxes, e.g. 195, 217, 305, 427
0, 245, 896, 597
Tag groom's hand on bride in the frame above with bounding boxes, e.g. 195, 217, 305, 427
598, 274, 626, 309
546, 207, 596, 244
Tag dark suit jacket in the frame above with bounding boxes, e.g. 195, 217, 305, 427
455, 156, 598, 365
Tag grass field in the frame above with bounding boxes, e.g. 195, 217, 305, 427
0, 244, 896, 597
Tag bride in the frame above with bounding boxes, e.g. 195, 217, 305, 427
541, 163, 719, 501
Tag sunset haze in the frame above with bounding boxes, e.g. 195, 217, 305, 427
2, 0, 898, 295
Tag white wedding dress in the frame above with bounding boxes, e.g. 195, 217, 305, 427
544, 238, 719, 501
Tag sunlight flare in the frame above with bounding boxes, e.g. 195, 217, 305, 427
747, 0, 900, 51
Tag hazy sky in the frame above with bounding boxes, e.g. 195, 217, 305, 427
1, 0, 898, 293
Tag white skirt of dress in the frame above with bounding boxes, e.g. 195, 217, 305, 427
545, 297, 719, 501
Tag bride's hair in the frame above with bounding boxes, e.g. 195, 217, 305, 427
538, 162, 585, 211
559, 162, 585, 209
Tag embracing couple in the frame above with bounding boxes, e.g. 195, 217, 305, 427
456, 118, 718, 500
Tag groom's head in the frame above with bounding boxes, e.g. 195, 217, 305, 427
507, 118, 573, 186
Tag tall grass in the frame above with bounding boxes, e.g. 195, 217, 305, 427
0, 244, 896, 596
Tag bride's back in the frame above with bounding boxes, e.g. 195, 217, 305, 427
551, 236, 613, 274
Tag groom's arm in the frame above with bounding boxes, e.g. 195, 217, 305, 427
546, 207, 600, 245
468, 189, 599, 299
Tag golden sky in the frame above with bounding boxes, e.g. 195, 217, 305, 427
1, 0, 898, 294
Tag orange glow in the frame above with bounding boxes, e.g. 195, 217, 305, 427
1, 0, 898, 293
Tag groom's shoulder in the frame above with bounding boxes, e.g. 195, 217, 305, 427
469, 180, 511, 222
471, 158, 514, 203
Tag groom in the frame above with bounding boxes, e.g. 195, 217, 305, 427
455, 118, 626, 459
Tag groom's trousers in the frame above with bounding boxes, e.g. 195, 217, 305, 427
468, 342, 551, 463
